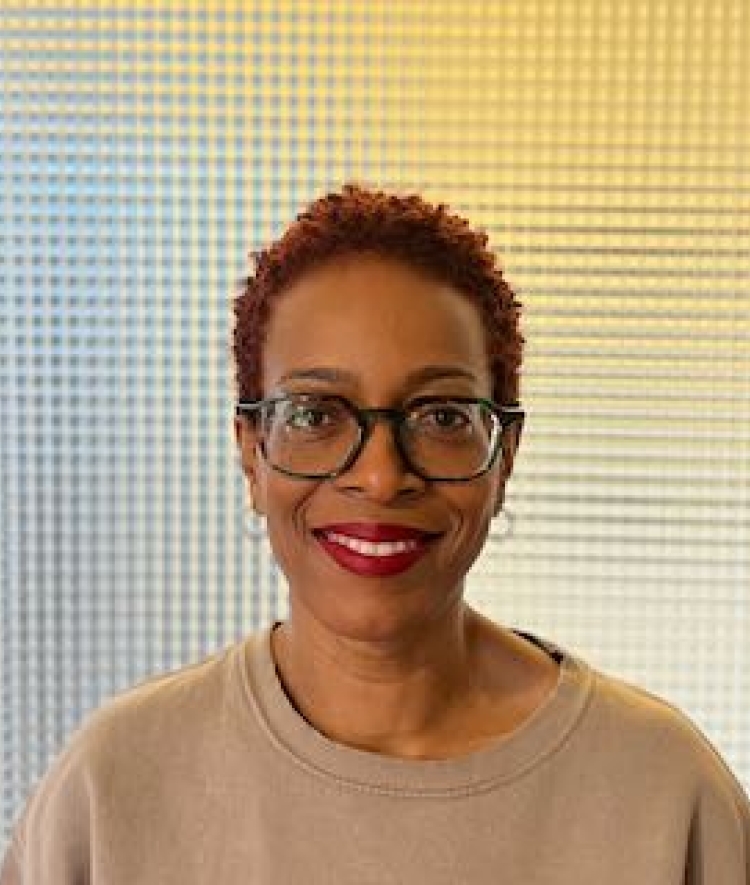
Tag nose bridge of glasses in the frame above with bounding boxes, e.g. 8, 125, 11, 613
351, 406, 412, 470
360, 405, 403, 431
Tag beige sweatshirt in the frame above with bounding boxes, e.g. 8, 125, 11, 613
2, 626, 748, 884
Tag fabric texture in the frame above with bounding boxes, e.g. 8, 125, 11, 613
2, 625, 748, 884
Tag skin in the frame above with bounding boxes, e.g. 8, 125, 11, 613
235, 253, 559, 760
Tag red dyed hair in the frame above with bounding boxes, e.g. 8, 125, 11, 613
232, 183, 523, 404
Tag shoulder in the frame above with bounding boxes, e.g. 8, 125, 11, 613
500, 623, 747, 811
530, 634, 749, 873
9, 635, 251, 842
2, 634, 262, 882
79, 638, 243, 759
566, 650, 749, 815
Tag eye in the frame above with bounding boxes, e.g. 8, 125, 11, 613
410, 401, 475, 436
432, 406, 469, 428
287, 403, 330, 429
273, 396, 349, 436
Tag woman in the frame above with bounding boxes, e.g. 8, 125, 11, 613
3, 184, 748, 883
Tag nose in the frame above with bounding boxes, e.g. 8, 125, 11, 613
334, 415, 425, 502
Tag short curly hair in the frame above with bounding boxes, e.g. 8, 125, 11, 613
232, 183, 523, 405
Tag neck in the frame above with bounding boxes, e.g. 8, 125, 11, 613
271, 602, 484, 757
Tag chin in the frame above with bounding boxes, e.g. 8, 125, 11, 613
291, 583, 465, 647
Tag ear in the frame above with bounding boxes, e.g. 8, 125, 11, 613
235, 415, 266, 516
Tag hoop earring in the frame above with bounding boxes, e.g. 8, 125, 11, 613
494, 508, 514, 540
243, 508, 258, 538
242, 484, 260, 538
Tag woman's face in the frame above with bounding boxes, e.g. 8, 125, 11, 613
235, 254, 516, 644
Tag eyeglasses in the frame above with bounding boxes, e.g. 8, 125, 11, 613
236, 393, 524, 482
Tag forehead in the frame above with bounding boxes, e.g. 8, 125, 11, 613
261, 255, 491, 396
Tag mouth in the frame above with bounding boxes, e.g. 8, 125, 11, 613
312, 523, 442, 577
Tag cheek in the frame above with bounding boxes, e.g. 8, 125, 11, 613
258, 475, 318, 567
444, 480, 499, 558
456, 470, 502, 520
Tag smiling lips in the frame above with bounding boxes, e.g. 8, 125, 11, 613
313, 523, 440, 577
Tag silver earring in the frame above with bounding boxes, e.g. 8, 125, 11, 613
243, 486, 259, 538
243, 502, 262, 538
243, 510, 255, 538
494, 508, 514, 539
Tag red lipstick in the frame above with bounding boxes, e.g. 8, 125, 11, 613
314, 522, 439, 541
313, 523, 440, 577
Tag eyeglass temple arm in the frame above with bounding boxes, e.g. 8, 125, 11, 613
236, 401, 265, 415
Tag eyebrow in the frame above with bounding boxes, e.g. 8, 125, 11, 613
276, 365, 480, 387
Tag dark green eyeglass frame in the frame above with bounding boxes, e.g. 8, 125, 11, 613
236, 394, 525, 482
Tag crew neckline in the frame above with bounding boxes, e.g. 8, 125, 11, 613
236, 624, 594, 797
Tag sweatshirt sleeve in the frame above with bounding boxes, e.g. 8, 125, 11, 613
0, 740, 93, 885
0, 837, 22, 885
684, 766, 750, 884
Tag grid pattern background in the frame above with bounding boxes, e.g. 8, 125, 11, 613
1, 0, 748, 852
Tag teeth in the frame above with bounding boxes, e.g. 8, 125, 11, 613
323, 532, 421, 558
